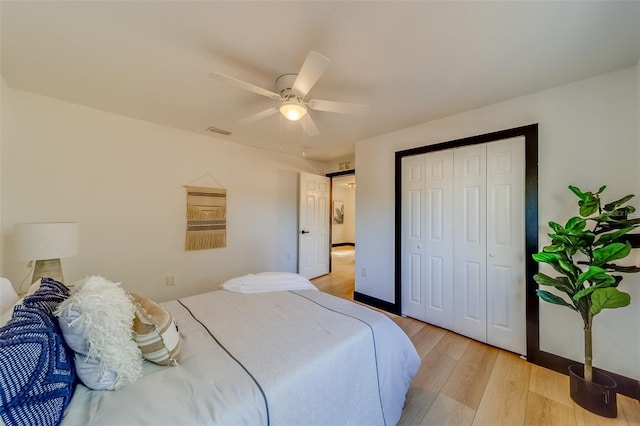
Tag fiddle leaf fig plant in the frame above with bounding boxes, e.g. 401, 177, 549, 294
532, 185, 640, 383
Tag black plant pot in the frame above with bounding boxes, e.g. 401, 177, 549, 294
569, 365, 617, 418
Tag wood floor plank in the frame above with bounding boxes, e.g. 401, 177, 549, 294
420, 393, 476, 426
472, 351, 530, 426
398, 387, 439, 426
618, 395, 640, 425
574, 402, 631, 426
399, 349, 459, 425
434, 331, 472, 361
528, 363, 573, 407
441, 340, 499, 410
410, 323, 447, 359
413, 350, 459, 393
524, 391, 576, 426
394, 315, 426, 338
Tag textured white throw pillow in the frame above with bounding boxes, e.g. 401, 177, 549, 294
56, 275, 142, 390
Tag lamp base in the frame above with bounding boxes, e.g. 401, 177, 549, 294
33, 258, 64, 284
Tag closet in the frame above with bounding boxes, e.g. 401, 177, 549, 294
401, 137, 526, 355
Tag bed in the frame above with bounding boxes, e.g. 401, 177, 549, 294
0, 274, 420, 426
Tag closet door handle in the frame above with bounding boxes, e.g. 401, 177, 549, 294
488, 252, 496, 257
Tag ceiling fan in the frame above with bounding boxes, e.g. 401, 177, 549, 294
209, 51, 369, 136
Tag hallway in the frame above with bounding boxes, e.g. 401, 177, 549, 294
310, 245, 354, 300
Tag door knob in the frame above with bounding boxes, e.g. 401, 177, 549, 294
489, 252, 496, 257
301, 230, 310, 234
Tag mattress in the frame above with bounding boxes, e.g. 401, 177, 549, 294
61, 289, 420, 425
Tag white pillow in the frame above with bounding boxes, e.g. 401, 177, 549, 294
56, 276, 142, 390
221, 272, 318, 293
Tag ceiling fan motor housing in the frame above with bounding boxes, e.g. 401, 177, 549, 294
276, 74, 303, 100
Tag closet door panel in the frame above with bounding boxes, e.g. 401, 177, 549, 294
424, 150, 454, 329
401, 155, 427, 321
453, 145, 487, 342
486, 137, 526, 355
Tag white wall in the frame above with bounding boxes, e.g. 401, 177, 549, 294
1, 86, 322, 300
331, 175, 356, 245
319, 153, 356, 175
355, 65, 640, 379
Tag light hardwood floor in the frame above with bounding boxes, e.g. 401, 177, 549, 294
311, 247, 640, 426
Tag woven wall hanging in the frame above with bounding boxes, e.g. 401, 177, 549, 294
184, 185, 227, 250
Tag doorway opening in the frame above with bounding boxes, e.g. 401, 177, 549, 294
311, 170, 356, 300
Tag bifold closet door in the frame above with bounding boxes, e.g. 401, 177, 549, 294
485, 137, 525, 355
401, 154, 427, 321
401, 151, 454, 328
401, 138, 525, 355
451, 140, 525, 353
452, 144, 487, 342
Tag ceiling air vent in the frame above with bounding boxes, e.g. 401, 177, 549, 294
206, 126, 232, 136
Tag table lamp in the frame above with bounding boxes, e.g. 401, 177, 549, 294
15, 222, 79, 284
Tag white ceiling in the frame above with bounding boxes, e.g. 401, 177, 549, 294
2, 1, 639, 162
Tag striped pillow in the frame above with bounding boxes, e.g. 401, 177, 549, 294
130, 293, 182, 366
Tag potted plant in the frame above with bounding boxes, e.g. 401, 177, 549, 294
532, 185, 640, 418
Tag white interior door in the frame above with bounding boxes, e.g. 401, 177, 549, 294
453, 144, 488, 342
401, 155, 427, 321
298, 172, 330, 279
486, 137, 526, 354
424, 150, 454, 329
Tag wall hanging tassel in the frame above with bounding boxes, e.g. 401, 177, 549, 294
184, 185, 227, 250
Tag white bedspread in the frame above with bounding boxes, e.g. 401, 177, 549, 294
62, 289, 420, 426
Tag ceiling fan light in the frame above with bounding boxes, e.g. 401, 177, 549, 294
280, 100, 307, 121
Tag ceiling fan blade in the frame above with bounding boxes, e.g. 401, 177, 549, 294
307, 99, 370, 116
238, 107, 279, 124
209, 72, 281, 100
292, 51, 330, 97
299, 115, 320, 136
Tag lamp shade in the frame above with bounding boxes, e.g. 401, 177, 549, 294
279, 100, 307, 121
15, 222, 79, 261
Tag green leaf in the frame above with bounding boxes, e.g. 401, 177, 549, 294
590, 213, 610, 222
532, 252, 561, 264
604, 194, 634, 212
533, 273, 575, 293
565, 217, 586, 232
543, 244, 565, 253
549, 234, 571, 246
575, 265, 605, 284
579, 200, 599, 217
548, 221, 563, 233
558, 258, 579, 277
594, 226, 634, 246
573, 274, 617, 301
597, 219, 640, 231
596, 185, 607, 194
537, 290, 576, 310
573, 286, 598, 301
592, 242, 631, 266
590, 288, 631, 315
569, 185, 588, 201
